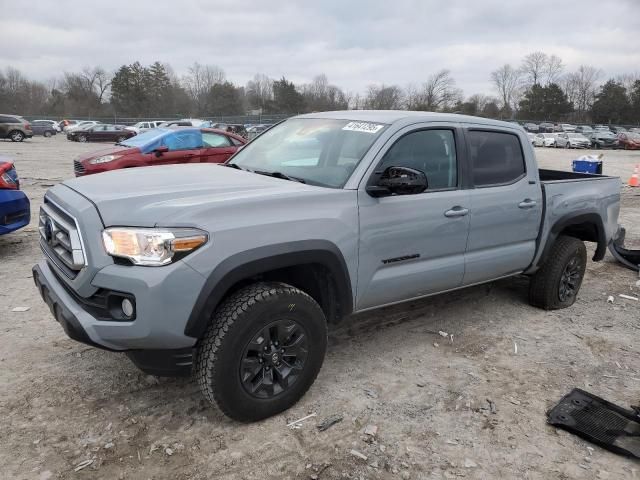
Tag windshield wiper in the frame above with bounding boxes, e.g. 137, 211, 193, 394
222, 163, 245, 171
254, 170, 306, 184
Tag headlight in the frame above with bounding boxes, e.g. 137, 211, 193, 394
102, 227, 207, 266
90, 154, 121, 164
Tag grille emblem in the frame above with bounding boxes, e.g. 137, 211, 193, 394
44, 217, 55, 244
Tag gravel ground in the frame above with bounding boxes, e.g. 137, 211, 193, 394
1, 135, 639, 479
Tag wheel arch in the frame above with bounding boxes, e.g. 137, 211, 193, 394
185, 240, 354, 339
536, 213, 607, 269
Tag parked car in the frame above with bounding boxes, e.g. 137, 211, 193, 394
524, 122, 539, 132
560, 124, 576, 132
67, 124, 135, 143
555, 133, 591, 149
536, 133, 557, 147
246, 124, 272, 140
531, 133, 544, 147
590, 131, 619, 149
617, 132, 640, 150
610, 126, 627, 134
125, 121, 164, 134
538, 122, 554, 133
0, 114, 33, 142
66, 121, 101, 133
629, 127, 640, 134
73, 127, 246, 176
31, 120, 57, 137
0, 157, 30, 235
60, 119, 79, 131
593, 125, 612, 133
157, 120, 195, 128
527, 132, 536, 145
575, 125, 594, 136
34, 111, 621, 421
34, 119, 61, 132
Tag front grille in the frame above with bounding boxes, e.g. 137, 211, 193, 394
73, 160, 85, 175
39, 201, 85, 279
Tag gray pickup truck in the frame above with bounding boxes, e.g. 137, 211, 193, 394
33, 111, 620, 421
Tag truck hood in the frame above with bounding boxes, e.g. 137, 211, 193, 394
62, 164, 322, 227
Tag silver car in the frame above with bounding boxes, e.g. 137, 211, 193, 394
556, 132, 591, 149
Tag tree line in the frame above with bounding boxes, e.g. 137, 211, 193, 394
1, 52, 639, 124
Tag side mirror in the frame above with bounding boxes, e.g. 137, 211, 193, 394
154, 145, 169, 156
366, 166, 428, 197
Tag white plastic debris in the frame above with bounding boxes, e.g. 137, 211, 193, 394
11, 306, 30, 312
619, 294, 638, 301
74, 460, 93, 472
350, 449, 368, 461
286, 412, 317, 429
438, 331, 448, 337
607, 296, 615, 303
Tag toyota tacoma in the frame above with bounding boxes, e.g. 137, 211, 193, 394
33, 111, 621, 421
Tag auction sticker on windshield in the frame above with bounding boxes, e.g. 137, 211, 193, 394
342, 122, 385, 134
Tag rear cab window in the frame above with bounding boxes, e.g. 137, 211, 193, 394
467, 130, 526, 187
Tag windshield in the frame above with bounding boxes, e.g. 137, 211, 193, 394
596, 132, 615, 138
229, 118, 388, 188
543, 134, 555, 138
568, 134, 584, 138
627, 133, 640, 140
118, 128, 171, 148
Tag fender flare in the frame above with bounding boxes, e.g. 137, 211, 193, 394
536, 213, 607, 270
184, 240, 353, 339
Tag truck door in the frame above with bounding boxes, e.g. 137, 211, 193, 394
462, 128, 542, 285
356, 125, 470, 310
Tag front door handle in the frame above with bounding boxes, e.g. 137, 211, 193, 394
444, 206, 469, 218
518, 199, 537, 209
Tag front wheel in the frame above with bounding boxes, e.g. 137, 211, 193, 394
44, 131, 52, 138
195, 282, 328, 422
78, 135, 87, 142
529, 236, 587, 310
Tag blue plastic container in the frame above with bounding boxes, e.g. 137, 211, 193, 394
572, 160, 602, 174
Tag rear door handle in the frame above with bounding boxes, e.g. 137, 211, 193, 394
518, 199, 537, 209
444, 206, 469, 218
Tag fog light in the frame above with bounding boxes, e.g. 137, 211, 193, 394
122, 298, 134, 318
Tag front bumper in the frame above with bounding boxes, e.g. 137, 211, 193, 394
33, 261, 200, 375
0, 190, 30, 235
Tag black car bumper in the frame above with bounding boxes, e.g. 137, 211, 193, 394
33, 263, 194, 377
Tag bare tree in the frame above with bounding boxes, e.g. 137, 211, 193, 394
364, 84, 404, 110
404, 70, 462, 111
80, 67, 112, 103
573, 65, 602, 116
183, 62, 226, 107
544, 55, 564, 85
521, 51, 548, 86
491, 64, 522, 114
616, 72, 640, 95
245, 73, 273, 112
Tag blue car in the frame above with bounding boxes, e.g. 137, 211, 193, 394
0, 158, 30, 235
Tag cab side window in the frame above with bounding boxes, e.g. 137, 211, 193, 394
378, 130, 457, 190
467, 130, 525, 187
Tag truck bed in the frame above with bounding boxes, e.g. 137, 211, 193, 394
527, 169, 621, 272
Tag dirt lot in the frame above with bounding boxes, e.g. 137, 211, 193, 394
1, 136, 639, 479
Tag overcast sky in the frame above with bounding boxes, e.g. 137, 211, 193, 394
1, 0, 639, 96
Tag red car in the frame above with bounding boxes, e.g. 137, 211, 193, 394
74, 127, 246, 176
617, 132, 640, 150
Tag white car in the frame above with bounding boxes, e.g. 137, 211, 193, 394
527, 132, 537, 146
556, 133, 591, 149
65, 121, 100, 132
560, 124, 576, 132
33, 119, 61, 132
125, 121, 164, 134
531, 133, 545, 147
535, 133, 557, 147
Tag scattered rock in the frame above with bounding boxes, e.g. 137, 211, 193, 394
508, 397, 521, 406
607, 295, 615, 303
317, 414, 343, 432
364, 424, 378, 437
464, 458, 478, 468
364, 388, 378, 399
350, 449, 368, 461
433, 342, 439, 348
487, 399, 497, 414
416, 382, 426, 388
165, 447, 174, 456
104, 442, 114, 449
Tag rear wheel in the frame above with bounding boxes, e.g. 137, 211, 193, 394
529, 236, 587, 310
9, 130, 24, 142
195, 282, 327, 422
44, 131, 52, 138
78, 135, 87, 142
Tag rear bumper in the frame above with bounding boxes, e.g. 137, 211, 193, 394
33, 262, 195, 376
0, 190, 30, 235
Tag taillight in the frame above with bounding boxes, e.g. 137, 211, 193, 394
24, 123, 30, 130
0, 162, 19, 190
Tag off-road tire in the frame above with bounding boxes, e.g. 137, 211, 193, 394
195, 282, 327, 422
529, 235, 587, 310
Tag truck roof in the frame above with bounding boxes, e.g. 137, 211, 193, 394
296, 110, 521, 130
